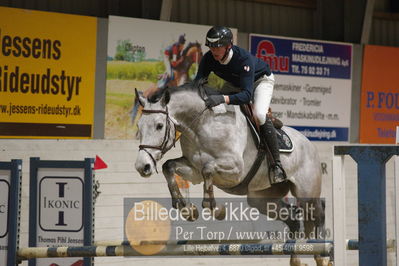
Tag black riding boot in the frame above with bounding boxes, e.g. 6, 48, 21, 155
259, 118, 287, 184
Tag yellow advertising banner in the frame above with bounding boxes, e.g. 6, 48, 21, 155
0, 7, 97, 138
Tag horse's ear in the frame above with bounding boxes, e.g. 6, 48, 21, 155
161, 90, 171, 107
135, 88, 146, 107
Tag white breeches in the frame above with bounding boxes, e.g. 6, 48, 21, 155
220, 73, 275, 125
253, 73, 275, 125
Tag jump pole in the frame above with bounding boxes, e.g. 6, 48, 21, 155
93, 238, 394, 250
17, 242, 333, 260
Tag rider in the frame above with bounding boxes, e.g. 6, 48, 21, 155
194, 26, 286, 184
158, 34, 186, 90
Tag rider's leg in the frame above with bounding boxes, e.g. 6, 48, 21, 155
259, 118, 286, 183
254, 74, 286, 184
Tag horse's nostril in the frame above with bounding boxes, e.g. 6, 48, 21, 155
144, 164, 151, 173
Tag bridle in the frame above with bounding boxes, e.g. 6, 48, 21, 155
138, 106, 177, 173
138, 103, 208, 173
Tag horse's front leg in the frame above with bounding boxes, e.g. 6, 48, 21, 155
162, 157, 199, 221
201, 162, 217, 210
201, 158, 241, 220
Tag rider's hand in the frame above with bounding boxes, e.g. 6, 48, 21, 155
205, 95, 225, 108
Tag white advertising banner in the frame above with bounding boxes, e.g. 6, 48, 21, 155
250, 34, 353, 141
35, 168, 85, 266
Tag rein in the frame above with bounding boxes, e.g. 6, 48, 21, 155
174, 106, 208, 143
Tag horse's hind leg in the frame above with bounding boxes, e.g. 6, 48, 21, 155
300, 198, 330, 266
247, 187, 307, 266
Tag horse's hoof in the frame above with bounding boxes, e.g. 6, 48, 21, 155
202, 198, 216, 209
180, 203, 199, 222
315, 255, 332, 266
290, 257, 305, 266
172, 198, 186, 209
213, 204, 226, 220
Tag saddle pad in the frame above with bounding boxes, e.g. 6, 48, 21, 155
276, 128, 294, 153
246, 117, 293, 153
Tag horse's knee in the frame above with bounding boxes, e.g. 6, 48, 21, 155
201, 162, 216, 177
310, 199, 325, 227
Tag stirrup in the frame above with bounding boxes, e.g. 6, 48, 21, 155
269, 164, 287, 184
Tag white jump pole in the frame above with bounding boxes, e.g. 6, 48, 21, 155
333, 150, 346, 266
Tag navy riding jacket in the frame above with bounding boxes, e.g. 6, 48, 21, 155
195, 45, 271, 105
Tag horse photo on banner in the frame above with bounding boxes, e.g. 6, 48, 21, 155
105, 16, 237, 139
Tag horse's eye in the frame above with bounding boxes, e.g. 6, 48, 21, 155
156, 123, 163, 130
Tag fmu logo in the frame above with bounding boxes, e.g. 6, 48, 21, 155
39, 176, 84, 232
256, 40, 289, 73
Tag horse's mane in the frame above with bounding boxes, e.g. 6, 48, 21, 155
148, 79, 221, 103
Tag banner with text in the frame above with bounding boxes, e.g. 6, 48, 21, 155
360, 45, 399, 144
29, 158, 93, 266
123, 197, 328, 258
250, 34, 352, 141
0, 7, 97, 138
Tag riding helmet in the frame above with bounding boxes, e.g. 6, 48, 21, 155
205, 26, 233, 47
178, 34, 186, 44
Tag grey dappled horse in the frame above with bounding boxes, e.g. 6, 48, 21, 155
134, 84, 328, 266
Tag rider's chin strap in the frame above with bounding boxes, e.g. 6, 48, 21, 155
220, 46, 233, 64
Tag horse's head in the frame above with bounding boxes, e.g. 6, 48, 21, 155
134, 88, 177, 177
183, 42, 203, 64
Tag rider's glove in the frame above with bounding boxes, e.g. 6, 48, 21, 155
205, 95, 225, 108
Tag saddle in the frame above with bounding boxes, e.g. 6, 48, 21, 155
240, 105, 293, 153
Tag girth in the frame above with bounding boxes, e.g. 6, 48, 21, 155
222, 104, 273, 195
